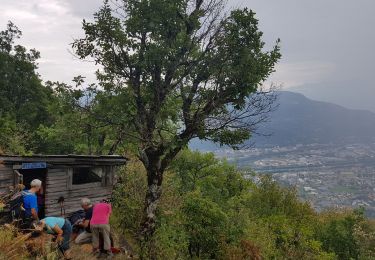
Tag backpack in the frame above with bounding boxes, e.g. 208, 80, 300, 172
69, 209, 86, 225
68, 209, 86, 233
8, 190, 29, 220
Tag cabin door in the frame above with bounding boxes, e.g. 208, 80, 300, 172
15, 162, 48, 218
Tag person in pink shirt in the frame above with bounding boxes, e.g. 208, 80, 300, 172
90, 199, 112, 257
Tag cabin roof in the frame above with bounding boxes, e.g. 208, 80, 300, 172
0, 154, 127, 166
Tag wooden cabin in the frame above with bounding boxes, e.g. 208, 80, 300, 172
0, 155, 127, 217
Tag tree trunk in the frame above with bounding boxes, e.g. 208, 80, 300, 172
139, 154, 164, 259
142, 174, 163, 236
138, 144, 184, 258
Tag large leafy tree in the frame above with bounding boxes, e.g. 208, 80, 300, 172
73, 0, 281, 238
0, 22, 54, 153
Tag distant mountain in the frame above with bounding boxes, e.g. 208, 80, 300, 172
190, 91, 375, 150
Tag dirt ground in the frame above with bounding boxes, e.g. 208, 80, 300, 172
69, 243, 133, 259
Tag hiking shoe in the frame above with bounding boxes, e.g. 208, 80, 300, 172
103, 251, 114, 259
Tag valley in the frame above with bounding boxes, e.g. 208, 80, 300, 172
215, 143, 375, 217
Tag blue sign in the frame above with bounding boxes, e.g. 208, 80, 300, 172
21, 162, 47, 169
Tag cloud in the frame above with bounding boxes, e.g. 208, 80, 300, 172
0, 0, 99, 84
0, 0, 374, 111
269, 61, 337, 88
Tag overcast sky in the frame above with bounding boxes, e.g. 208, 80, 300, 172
1, 0, 374, 111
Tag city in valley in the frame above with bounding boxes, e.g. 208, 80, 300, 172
215, 143, 375, 217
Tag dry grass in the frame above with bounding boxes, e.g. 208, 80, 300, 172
0, 223, 136, 259
0, 224, 33, 259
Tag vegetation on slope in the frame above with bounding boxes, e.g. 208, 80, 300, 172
112, 150, 375, 259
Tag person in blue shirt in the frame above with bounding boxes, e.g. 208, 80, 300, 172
38, 217, 72, 259
23, 179, 42, 226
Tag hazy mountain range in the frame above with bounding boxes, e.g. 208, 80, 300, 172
191, 91, 375, 151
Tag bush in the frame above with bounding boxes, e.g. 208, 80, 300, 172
316, 209, 375, 260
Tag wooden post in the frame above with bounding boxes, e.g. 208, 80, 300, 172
13, 170, 23, 185
67, 168, 73, 190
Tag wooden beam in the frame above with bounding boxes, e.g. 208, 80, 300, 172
66, 168, 72, 190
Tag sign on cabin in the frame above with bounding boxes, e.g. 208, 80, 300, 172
21, 162, 47, 169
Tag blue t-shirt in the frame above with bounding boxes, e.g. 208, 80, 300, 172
43, 217, 65, 234
23, 191, 38, 217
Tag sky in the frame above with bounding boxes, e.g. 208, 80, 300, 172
1, 0, 374, 111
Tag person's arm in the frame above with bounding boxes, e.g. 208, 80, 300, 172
31, 208, 38, 220
36, 221, 45, 232
53, 225, 64, 243
30, 196, 39, 221
81, 219, 90, 228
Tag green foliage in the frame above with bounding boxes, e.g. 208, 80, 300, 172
316, 209, 375, 260
182, 191, 228, 258
0, 22, 55, 154
0, 21, 122, 156
112, 158, 147, 234
354, 219, 375, 260
72, 0, 281, 152
112, 150, 375, 259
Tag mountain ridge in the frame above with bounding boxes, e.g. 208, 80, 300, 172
190, 91, 375, 150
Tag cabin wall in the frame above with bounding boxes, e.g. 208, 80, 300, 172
0, 164, 14, 193
45, 167, 113, 216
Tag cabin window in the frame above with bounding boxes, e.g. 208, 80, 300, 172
72, 167, 102, 185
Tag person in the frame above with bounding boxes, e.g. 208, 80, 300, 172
36, 185, 45, 219
23, 179, 42, 227
91, 199, 112, 257
38, 217, 72, 259
75, 198, 93, 244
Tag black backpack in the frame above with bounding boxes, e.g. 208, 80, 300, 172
8, 190, 29, 220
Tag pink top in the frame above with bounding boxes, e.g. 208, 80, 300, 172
90, 203, 112, 225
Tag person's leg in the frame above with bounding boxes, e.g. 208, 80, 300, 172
91, 225, 100, 251
102, 224, 111, 251
75, 231, 92, 244
99, 232, 104, 252
61, 219, 72, 252
110, 232, 114, 247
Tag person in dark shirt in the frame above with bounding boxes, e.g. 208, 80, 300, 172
75, 198, 93, 244
36, 186, 45, 219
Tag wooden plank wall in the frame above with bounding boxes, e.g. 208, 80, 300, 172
45, 167, 112, 217
0, 164, 13, 193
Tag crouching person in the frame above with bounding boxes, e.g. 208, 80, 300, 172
75, 198, 93, 244
91, 199, 112, 257
38, 217, 72, 259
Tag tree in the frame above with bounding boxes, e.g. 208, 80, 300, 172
73, 0, 281, 240
36, 79, 122, 155
0, 21, 54, 154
